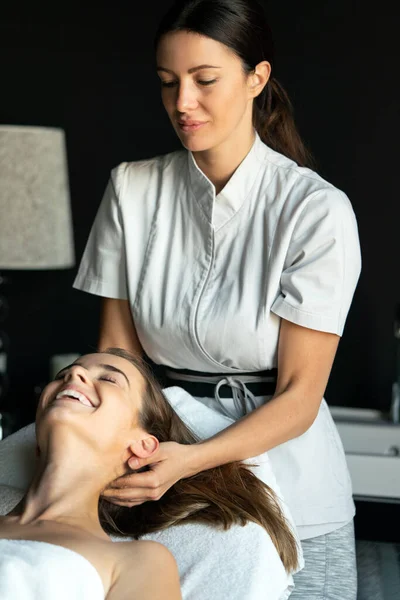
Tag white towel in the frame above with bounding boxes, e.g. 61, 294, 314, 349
0, 386, 304, 599
0, 539, 104, 599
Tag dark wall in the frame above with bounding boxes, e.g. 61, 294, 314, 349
1, 1, 399, 430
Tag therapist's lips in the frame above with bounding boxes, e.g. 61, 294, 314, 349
178, 120, 207, 133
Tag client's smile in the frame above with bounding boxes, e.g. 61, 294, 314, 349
55, 387, 96, 408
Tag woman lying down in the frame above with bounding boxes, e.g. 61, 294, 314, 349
0, 349, 300, 599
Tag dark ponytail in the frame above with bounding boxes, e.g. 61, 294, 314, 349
154, 0, 314, 168
255, 77, 314, 168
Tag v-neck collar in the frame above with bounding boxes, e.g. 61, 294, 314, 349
187, 132, 267, 230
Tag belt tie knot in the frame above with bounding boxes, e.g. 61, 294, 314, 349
214, 376, 257, 419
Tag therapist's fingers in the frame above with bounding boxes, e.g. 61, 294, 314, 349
102, 484, 161, 502
104, 497, 145, 508
103, 486, 161, 501
107, 470, 159, 491
128, 453, 160, 470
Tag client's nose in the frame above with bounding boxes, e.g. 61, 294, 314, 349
66, 365, 89, 384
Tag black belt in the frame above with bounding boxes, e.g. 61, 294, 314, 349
163, 367, 277, 398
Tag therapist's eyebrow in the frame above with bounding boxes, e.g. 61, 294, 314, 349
55, 362, 130, 388
157, 64, 222, 74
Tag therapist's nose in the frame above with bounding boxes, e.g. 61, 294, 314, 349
175, 80, 199, 113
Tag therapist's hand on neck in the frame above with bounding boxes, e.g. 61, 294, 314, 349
102, 441, 198, 507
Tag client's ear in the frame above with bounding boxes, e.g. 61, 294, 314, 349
130, 435, 159, 459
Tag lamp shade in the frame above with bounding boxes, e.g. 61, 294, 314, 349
0, 126, 75, 269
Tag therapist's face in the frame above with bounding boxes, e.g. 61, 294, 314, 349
156, 31, 257, 153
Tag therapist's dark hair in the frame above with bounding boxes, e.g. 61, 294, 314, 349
99, 348, 299, 574
154, 0, 313, 168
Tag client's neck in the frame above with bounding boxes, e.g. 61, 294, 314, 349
12, 430, 119, 539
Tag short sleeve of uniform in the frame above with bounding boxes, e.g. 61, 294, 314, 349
73, 164, 128, 300
271, 188, 361, 336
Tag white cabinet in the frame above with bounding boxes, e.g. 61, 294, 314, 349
330, 406, 400, 501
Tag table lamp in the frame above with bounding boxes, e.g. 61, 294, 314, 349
0, 125, 75, 437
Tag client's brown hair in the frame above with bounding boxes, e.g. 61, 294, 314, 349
98, 348, 299, 573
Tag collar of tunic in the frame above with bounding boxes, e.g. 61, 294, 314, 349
187, 131, 268, 230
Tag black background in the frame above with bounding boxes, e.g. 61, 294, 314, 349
1, 0, 399, 430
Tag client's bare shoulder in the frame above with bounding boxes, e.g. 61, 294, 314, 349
108, 539, 181, 600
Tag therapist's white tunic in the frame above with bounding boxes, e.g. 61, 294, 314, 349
73, 133, 362, 539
